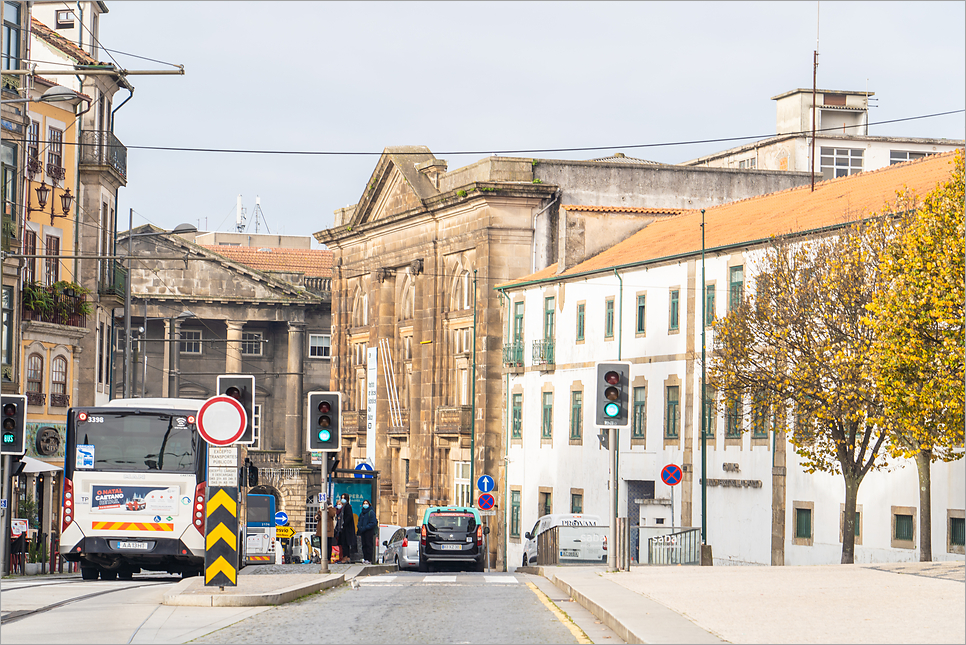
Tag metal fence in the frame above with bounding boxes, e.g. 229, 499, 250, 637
537, 524, 701, 567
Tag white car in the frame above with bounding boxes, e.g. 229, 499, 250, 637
523, 514, 603, 566
377, 524, 402, 563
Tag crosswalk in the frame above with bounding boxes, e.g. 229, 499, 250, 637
360, 575, 520, 586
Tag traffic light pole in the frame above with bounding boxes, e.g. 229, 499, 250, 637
607, 427, 617, 572
0, 455, 9, 575
318, 455, 328, 574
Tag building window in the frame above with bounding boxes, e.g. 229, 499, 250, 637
241, 331, 262, 356
738, 158, 757, 169
1, 286, 13, 370
636, 294, 646, 334
309, 334, 331, 358
23, 229, 36, 283
180, 329, 202, 354
951, 516, 965, 548
725, 396, 742, 437
632, 386, 646, 440
513, 301, 524, 346
97, 322, 105, 384
669, 289, 680, 331
2, 142, 18, 249
569, 390, 582, 441
894, 514, 914, 542
729, 266, 744, 312
703, 385, 715, 437
44, 235, 60, 285
752, 390, 769, 438
47, 127, 63, 171
454, 461, 471, 507
820, 147, 863, 180
511, 393, 522, 440
541, 392, 553, 440
704, 283, 715, 327
604, 298, 615, 338
510, 490, 521, 538
576, 303, 585, 341
665, 385, 680, 438
795, 507, 812, 539
539, 491, 552, 517
544, 296, 555, 339
571, 493, 583, 514
2, 1, 21, 71
55, 9, 74, 28
26, 353, 43, 393
51, 356, 67, 395
890, 150, 929, 165
251, 404, 261, 450
27, 120, 39, 162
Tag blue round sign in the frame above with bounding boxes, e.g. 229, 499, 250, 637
477, 474, 494, 493
354, 462, 374, 479
275, 511, 289, 526
661, 464, 683, 487
477, 493, 495, 510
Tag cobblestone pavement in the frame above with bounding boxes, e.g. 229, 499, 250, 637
192, 571, 580, 644
240, 562, 354, 576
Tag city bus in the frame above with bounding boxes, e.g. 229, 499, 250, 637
60, 398, 220, 580
245, 493, 276, 564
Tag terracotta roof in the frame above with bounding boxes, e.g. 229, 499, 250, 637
201, 246, 333, 277
501, 150, 962, 287
562, 205, 688, 215
30, 17, 98, 65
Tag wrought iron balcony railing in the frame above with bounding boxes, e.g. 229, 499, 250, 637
79, 130, 127, 180
502, 341, 524, 366
26, 391, 46, 406
532, 338, 555, 366
50, 393, 70, 408
435, 405, 472, 437
21, 283, 89, 328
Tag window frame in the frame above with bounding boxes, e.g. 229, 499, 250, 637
308, 333, 331, 358
664, 385, 680, 439
179, 329, 202, 355
511, 393, 523, 440
576, 302, 585, 342
569, 390, 582, 441
541, 391, 553, 441
47, 126, 63, 171
669, 289, 680, 331
2, 1, 22, 72
704, 282, 715, 327
604, 297, 615, 339
544, 296, 555, 339
51, 355, 67, 395
632, 386, 646, 439
571, 492, 583, 514
510, 490, 521, 538
26, 352, 43, 394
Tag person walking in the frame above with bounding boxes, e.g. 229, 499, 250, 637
314, 502, 337, 563
357, 499, 377, 564
337, 494, 356, 563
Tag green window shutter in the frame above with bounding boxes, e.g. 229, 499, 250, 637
570, 391, 582, 440
729, 265, 744, 311
605, 298, 614, 338
951, 517, 965, 546
669, 290, 679, 330
895, 514, 914, 541
705, 284, 715, 327
636, 294, 646, 333
632, 386, 646, 439
511, 393, 522, 439
796, 508, 812, 539
576, 303, 585, 341
542, 392, 553, 439
510, 491, 521, 537
571, 494, 583, 514
665, 385, 680, 438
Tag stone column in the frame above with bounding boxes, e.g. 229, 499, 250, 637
285, 322, 305, 464
375, 270, 394, 521
226, 321, 244, 373
167, 316, 184, 398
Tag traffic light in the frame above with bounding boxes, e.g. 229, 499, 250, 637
307, 391, 341, 452
1, 395, 27, 456
595, 362, 631, 428
217, 375, 255, 444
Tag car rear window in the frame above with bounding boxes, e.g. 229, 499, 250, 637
427, 512, 477, 532
406, 528, 419, 540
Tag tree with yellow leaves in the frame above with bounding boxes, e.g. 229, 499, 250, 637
867, 150, 965, 562
710, 220, 893, 565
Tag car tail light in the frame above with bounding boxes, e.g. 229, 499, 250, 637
476, 524, 483, 546
62, 479, 74, 531
193, 481, 206, 536
420, 524, 427, 547
402, 538, 408, 548
603, 535, 608, 551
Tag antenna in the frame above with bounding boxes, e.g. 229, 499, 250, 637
235, 194, 247, 233
253, 196, 263, 234
810, 0, 820, 192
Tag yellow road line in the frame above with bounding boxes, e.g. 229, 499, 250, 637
525, 580, 592, 644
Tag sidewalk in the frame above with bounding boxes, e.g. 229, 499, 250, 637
524, 561, 965, 644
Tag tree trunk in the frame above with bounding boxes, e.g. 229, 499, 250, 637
841, 473, 860, 564
916, 450, 933, 562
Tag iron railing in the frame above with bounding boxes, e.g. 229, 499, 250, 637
50, 393, 70, 408
21, 285, 88, 328
26, 391, 46, 406
79, 130, 127, 180
646, 527, 701, 565
532, 338, 555, 366
502, 341, 524, 366
98, 259, 126, 298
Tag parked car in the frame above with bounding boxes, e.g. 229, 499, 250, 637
377, 524, 402, 563
523, 513, 603, 566
382, 526, 419, 570
418, 506, 489, 572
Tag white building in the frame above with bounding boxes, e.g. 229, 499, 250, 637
498, 151, 964, 568
682, 88, 963, 179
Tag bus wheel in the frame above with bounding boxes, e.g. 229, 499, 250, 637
81, 566, 98, 580
118, 569, 134, 580
181, 569, 199, 579
100, 569, 118, 580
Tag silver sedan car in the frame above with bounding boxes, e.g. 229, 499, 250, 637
382, 526, 419, 570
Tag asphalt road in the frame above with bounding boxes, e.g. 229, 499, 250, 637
193, 570, 583, 644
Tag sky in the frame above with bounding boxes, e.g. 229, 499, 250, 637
88, 1, 965, 246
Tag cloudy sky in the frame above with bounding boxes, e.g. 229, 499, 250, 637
94, 1, 964, 245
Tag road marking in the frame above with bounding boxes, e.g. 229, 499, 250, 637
422, 575, 456, 583
363, 576, 397, 583
525, 581, 592, 645
485, 576, 519, 583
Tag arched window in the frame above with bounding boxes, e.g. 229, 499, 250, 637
453, 270, 471, 311
26, 354, 43, 393
51, 356, 67, 395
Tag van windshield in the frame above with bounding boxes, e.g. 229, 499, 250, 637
427, 512, 476, 532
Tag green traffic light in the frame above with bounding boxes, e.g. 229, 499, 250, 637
2, 432, 13, 443
604, 401, 620, 418
318, 429, 331, 442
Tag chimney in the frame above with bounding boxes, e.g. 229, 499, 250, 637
415, 159, 448, 190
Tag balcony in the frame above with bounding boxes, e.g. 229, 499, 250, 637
435, 405, 472, 438
21, 282, 90, 328
26, 391, 46, 407
532, 338, 555, 367
98, 259, 126, 298
50, 393, 70, 408
502, 341, 524, 367
79, 130, 127, 181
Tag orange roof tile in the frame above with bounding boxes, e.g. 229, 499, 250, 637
30, 17, 98, 65
563, 205, 688, 215
502, 150, 962, 287
201, 246, 333, 277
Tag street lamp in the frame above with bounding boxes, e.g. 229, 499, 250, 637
123, 221, 197, 398
0, 84, 87, 106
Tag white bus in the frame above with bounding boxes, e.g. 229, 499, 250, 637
60, 398, 218, 580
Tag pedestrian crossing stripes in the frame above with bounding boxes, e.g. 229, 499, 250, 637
360, 575, 520, 585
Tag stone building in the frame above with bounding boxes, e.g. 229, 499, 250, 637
117, 227, 333, 533
314, 145, 813, 569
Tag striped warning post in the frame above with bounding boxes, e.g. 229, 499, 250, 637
204, 486, 238, 587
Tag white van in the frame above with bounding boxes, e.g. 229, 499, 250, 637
522, 514, 603, 566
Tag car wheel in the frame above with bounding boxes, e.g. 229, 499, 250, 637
393, 555, 399, 568
475, 556, 485, 572
418, 557, 428, 573
522, 554, 528, 567
118, 569, 134, 580
100, 569, 117, 581
81, 566, 98, 580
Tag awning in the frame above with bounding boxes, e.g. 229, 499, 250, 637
19, 455, 62, 474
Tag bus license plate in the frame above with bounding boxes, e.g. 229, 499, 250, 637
440, 544, 462, 551
118, 541, 149, 550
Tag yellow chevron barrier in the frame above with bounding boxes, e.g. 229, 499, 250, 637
92, 521, 174, 532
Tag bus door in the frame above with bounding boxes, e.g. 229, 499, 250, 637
245, 493, 276, 564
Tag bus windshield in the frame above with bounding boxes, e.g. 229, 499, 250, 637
247, 495, 274, 525
74, 411, 198, 473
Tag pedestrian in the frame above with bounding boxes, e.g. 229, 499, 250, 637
357, 499, 377, 564
337, 494, 356, 563
314, 502, 338, 562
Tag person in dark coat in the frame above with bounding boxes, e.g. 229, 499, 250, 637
357, 499, 377, 564
315, 502, 337, 562
337, 494, 356, 563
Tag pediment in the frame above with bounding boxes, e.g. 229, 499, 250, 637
351, 146, 440, 227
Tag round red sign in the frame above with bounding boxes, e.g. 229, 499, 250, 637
197, 395, 247, 446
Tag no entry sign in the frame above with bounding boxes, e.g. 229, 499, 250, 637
197, 395, 247, 446
661, 464, 683, 486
